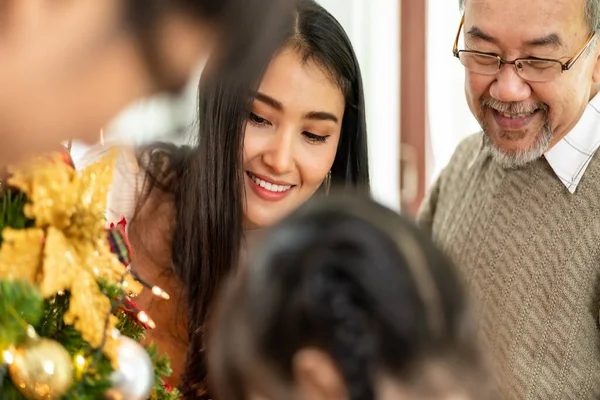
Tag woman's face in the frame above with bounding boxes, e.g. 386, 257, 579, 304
242, 48, 345, 229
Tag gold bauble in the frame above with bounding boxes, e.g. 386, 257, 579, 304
8, 338, 74, 399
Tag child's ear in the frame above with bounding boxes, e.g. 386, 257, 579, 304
292, 348, 348, 400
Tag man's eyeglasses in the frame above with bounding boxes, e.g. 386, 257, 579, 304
452, 15, 597, 82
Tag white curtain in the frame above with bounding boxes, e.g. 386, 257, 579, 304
426, 0, 479, 185
318, 0, 400, 210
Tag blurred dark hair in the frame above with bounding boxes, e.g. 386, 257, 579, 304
124, 0, 295, 91
208, 194, 488, 400
139, 0, 369, 397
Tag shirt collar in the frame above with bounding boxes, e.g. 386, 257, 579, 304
544, 92, 600, 193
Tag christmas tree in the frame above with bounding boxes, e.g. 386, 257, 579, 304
0, 149, 178, 399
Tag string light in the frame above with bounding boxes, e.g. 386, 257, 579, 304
151, 286, 170, 300
3, 350, 14, 365
137, 311, 156, 329
127, 269, 171, 300
74, 353, 88, 379
75, 355, 86, 367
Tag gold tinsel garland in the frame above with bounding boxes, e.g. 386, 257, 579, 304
0, 150, 142, 365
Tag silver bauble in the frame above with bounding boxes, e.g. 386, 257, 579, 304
105, 336, 154, 400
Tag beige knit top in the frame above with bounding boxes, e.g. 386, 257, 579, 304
418, 134, 600, 399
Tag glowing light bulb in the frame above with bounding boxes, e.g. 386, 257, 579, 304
151, 286, 170, 300
137, 311, 156, 329
76, 355, 86, 366
3, 350, 14, 364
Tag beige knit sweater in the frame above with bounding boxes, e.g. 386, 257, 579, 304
418, 134, 600, 399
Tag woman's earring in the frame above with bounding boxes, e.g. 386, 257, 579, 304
324, 170, 332, 196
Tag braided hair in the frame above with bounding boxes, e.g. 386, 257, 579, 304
208, 194, 488, 400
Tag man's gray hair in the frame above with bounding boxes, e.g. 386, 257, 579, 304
458, 0, 600, 31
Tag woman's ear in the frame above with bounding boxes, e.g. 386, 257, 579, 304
292, 348, 348, 400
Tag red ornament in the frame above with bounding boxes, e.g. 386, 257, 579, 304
58, 150, 75, 168
162, 379, 173, 393
45, 147, 75, 168
109, 216, 127, 230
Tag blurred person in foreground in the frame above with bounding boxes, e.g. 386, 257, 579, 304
208, 194, 492, 400
0, 0, 292, 165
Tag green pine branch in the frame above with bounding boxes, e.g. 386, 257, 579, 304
0, 280, 44, 350
0, 190, 34, 247
0, 189, 179, 399
146, 343, 181, 400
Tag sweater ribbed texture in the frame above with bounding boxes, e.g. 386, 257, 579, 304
418, 133, 600, 399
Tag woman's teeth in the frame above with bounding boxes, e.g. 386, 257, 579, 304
248, 172, 292, 192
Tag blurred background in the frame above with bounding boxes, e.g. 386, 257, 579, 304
71, 0, 478, 216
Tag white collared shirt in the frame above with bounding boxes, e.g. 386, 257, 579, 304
544, 92, 600, 193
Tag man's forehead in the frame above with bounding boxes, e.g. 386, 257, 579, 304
465, 0, 585, 27
464, 0, 588, 45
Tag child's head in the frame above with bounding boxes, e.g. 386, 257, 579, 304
208, 195, 489, 400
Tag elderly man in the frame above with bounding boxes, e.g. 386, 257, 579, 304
419, 0, 600, 398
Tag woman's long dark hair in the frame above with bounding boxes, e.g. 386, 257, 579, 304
141, 1, 370, 397
208, 194, 487, 400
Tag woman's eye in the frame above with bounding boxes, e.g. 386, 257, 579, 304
249, 112, 270, 126
303, 131, 329, 144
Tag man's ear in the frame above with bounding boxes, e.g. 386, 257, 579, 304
591, 40, 600, 83
292, 348, 348, 400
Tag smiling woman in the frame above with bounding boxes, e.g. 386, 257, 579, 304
82, 0, 369, 399
163, 2, 370, 395
243, 48, 346, 228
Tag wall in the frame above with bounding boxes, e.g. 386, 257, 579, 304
426, 0, 479, 184
318, 0, 400, 210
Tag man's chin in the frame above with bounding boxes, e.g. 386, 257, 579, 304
482, 132, 547, 169
488, 131, 535, 153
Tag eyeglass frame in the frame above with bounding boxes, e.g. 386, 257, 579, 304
452, 15, 598, 80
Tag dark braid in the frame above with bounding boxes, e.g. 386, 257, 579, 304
309, 262, 375, 400
209, 195, 487, 400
